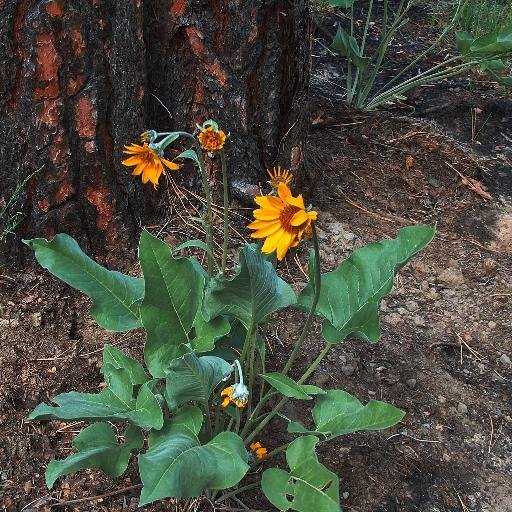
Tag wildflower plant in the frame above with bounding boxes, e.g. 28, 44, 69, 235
317, 0, 512, 109
25, 119, 435, 510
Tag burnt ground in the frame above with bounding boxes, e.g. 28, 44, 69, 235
1, 3, 512, 512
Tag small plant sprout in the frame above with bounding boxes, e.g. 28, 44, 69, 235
25, 119, 435, 510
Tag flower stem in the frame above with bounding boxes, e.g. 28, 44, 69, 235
220, 151, 230, 276
170, 131, 215, 276
251, 442, 289, 468
216, 482, 261, 504
239, 391, 278, 438
202, 399, 213, 440
196, 147, 215, 277
240, 323, 255, 367
281, 225, 321, 376
243, 343, 332, 445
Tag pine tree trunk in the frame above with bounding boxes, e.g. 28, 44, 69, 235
0, 0, 310, 261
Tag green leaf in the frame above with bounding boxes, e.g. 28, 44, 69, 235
165, 351, 232, 409
28, 369, 163, 430
331, 26, 370, 70
134, 381, 164, 430
102, 345, 147, 385
139, 230, 205, 377
23, 234, 143, 332
301, 385, 327, 395
177, 149, 200, 164
480, 59, 512, 85
261, 373, 312, 400
45, 423, 143, 488
287, 421, 320, 435
205, 320, 246, 361
138, 429, 248, 505
192, 314, 231, 353
174, 239, 217, 267
312, 389, 405, 438
456, 31, 473, 54
167, 405, 204, 436
200, 119, 220, 131
262, 436, 340, 512
203, 244, 296, 328
299, 225, 435, 344
321, 0, 354, 7
470, 24, 512, 55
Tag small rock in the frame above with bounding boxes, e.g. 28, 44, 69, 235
383, 313, 402, 326
342, 492, 350, 500
405, 300, 419, 312
427, 175, 441, 188
499, 354, 511, 365
420, 280, 430, 292
438, 395, 446, 404
488, 321, 497, 329
341, 364, 356, 377
413, 315, 426, 327
457, 402, 468, 414
30, 312, 42, 327
406, 378, 417, 389
311, 371, 330, 387
0, 317, 19, 328
437, 268, 465, 287
482, 258, 498, 274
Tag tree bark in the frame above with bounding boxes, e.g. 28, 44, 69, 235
0, 0, 310, 261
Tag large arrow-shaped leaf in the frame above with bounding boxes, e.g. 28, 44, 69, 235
299, 225, 435, 343
288, 389, 404, 439
23, 234, 144, 332
28, 369, 163, 430
138, 422, 248, 505
101, 344, 148, 385
262, 436, 340, 512
139, 230, 205, 377
203, 244, 296, 328
313, 390, 404, 437
191, 314, 231, 353
45, 423, 143, 488
165, 351, 232, 409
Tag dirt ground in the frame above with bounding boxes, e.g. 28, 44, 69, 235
1, 3, 512, 511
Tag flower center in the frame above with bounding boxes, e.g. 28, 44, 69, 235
279, 205, 302, 234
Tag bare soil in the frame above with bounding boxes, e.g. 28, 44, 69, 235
1, 3, 511, 511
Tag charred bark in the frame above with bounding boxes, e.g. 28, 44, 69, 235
0, 0, 310, 261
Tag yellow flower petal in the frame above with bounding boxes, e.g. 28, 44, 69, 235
276, 231, 294, 261
122, 155, 143, 166
249, 221, 281, 238
253, 209, 281, 221
261, 228, 285, 254
254, 195, 283, 210
161, 158, 181, 171
290, 209, 309, 226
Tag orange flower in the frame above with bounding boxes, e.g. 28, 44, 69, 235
121, 143, 180, 189
197, 126, 227, 151
220, 384, 248, 408
267, 166, 292, 189
250, 441, 268, 460
248, 182, 318, 260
